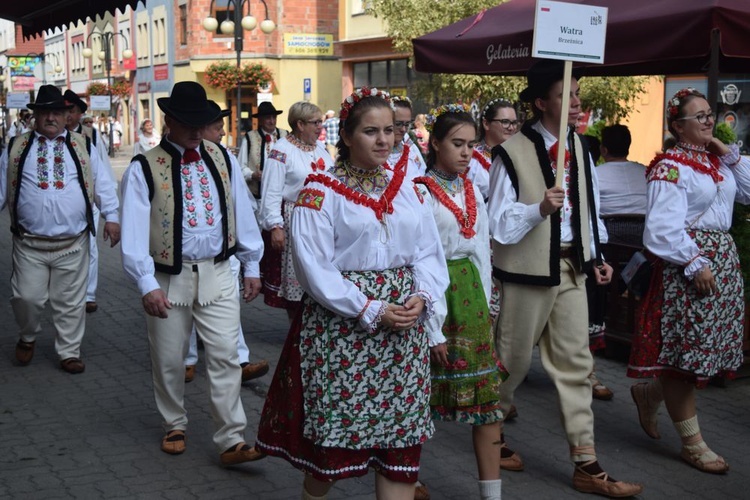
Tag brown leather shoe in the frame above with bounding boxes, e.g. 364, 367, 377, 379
185, 365, 196, 383
85, 301, 98, 313
15, 339, 35, 366
573, 467, 643, 498
631, 383, 660, 439
504, 404, 518, 421
220, 442, 266, 466
241, 360, 270, 382
60, 358, 85, 374
500, 441, 525, 471
161, 430, 186, 455
590, 372, 614, 401
414, 480, 430, 500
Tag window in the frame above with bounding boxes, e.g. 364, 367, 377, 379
211, 0, 236, 37
179, 4, 188, 46
352, 0, 373, 15
351, 59, 427, 112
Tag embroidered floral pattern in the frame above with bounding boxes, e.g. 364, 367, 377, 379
648, 149, 722, 184
300, 267, 433, 448
287, 134, 316, 152
295, 188, 326, 210
334, 163, 389, 196
472, 143, 492, 171
35, 136, 66, 190
268, 149, 287, 163
180, 156, 216, 227
549, 141, 573, 220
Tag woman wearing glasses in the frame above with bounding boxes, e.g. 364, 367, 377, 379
388, 96, 427, 179
259, 101, 334, 319
628, 88, 750, 473
468, 99, 519, 199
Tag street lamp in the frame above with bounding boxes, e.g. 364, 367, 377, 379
22, 52, 63, 85
83, 30, 133, 157
203, 0, 275, 148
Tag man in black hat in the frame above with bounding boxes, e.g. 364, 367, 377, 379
487, 60, 642, 497
238, 101, 287, 200
0, 84, 120, 374
64, 89, 117, 314
120, 81, 265, 466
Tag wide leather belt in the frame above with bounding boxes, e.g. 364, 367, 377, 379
559, 246, 578, 259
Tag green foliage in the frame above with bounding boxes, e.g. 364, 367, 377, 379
205, 61, 273, 92
371, 0, 650, 122
86, 82, 108, 96
714, 122, 737, 145
584, 120, 606, 141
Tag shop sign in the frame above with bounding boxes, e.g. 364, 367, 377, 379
137, 82, 151, 93
154, 65, 169, 81
721, 84, 742, 105
283, 34, 334, 56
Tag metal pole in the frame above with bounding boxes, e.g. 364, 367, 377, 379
235, 0, 243, 150
105, 33, 114, 157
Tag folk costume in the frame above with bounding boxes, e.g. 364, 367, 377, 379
64, 90, 116, 310
256, 162, 449, 483
414, 169, 508, 425
467, 140, 492, 200
258, 134, 333, 309
488, 120, 608, 459
0, 86, 119, 368
120, 82, 263, 454
627, 142, 750, 387
238, 119, 288, 199
133, 120, 160, 156
387, 135, 427, 180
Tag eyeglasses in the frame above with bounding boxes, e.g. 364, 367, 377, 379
303, 120, 323, 126
394, 120, 414, 129
490, 119, 519, 128
677, 112, 715, 125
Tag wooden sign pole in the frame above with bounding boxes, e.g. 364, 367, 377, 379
555, 59, 573, 187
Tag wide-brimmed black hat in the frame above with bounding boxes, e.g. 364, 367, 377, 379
252, 101, 283, 117
207, 101, 232, 122
519, 60, 585, 103
157, 82, 217, 127
27, 85, 74, 110
63, 89, 88, 113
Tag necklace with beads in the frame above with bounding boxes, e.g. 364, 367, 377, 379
414, 170, 477, 239
430, 168, 462, 196
341, 161, 386, 196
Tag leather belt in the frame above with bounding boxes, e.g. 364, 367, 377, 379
559, 246, 578, 259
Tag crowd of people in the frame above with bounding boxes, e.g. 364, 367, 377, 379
1, 56, 749, 499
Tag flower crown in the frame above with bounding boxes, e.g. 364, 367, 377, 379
391, 95, 413, 108
482, 98, 513, 118
667, 87, 698, 118
425, 103, 471, 133
340, 87, 392, 120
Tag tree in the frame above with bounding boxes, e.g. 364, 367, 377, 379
370, 0, 650, 123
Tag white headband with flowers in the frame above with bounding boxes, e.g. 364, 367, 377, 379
340, 87, 393, 120
425, 103, 471, 133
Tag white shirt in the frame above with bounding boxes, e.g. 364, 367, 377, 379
387, 135, 427, 180
259, 136, 333, 230
133, 133, 160, 156
597, 160, 648, 216
291, 170, 449, 331
644, 144, 750, 277
120, 138, 263, 296
0, 130, 119, 238
487, 121, 608, 254
417, 180, 490, 346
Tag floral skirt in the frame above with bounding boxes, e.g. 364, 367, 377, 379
627, 230, 744, 387
261, 201, 302, 310
430, 258, 508, 425
586, 270, 607, 352
256, 267, 430, 483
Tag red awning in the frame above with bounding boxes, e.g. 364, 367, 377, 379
0, 1, 142, 39
413, 0, 750, 77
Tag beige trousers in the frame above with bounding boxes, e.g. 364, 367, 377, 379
11, 233, 89, 360
494, 257, 595, 454
147, 259, 247, 451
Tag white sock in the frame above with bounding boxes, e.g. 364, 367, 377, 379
478, 479, 502, 500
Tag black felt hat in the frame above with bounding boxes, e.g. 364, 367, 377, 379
63, 89, 88, 113
207, 101, 232, 122
519, 60, 585, 103
27, 85, 73, 110
157, 82, 217, 127
251, 101, 283, 117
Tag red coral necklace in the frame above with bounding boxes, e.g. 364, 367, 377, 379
414, 169, 477, 239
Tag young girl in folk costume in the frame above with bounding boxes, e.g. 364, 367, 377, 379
628, 88, 750, 474
414, 105, 508, 500
468, 98, 519, 200
387, 95, 427, 179
255, 88, 449, 500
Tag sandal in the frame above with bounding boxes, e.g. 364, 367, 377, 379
161, 430, 186, 455
680, 443, 729, 474
500, 441, 524, 471
631, 382, 660, 439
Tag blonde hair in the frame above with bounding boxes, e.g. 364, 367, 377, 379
288, 101, 322, 130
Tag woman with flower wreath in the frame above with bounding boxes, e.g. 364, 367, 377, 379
255, 87, 449, 500
468, 98, 519, 200
388, 95, 427, 179
413, 105, 508, 500
259, 101, 334, 320
628, 88, 750, 474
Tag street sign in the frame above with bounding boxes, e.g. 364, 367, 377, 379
6, 92, 30, 109
90, 95, 112, 111
303, 78, 311, 101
